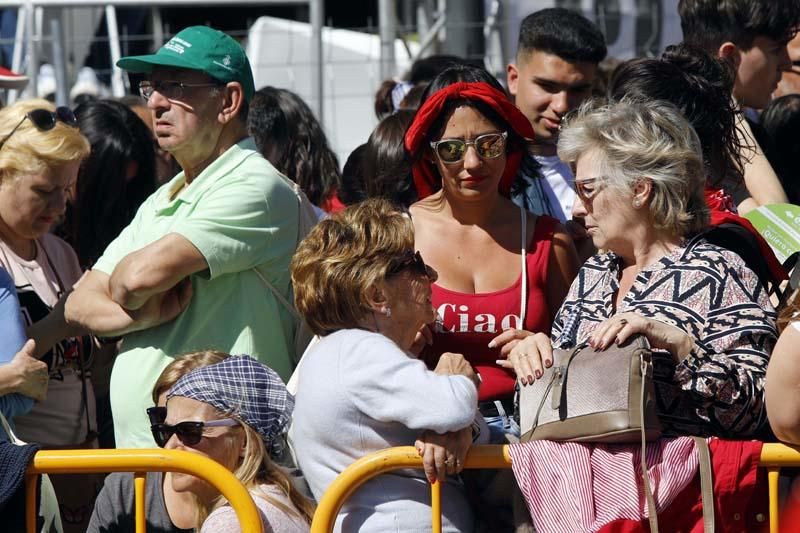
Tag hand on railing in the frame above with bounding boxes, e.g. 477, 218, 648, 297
414, 426, 472, 483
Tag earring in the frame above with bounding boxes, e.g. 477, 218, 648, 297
381, 307, 392, 318
632, 199, 642, 208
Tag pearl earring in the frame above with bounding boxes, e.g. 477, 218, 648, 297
382, 307, 392, 318
633, 199, 642, 208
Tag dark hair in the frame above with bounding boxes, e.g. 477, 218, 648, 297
374, 55, 482, 118
678, 0, 800, 51
63, 99, 157, 268
414, 64, 541, 196
363, 109, 417, 208
247, 86, 340, 207
517, 7, 607, 63
761, 95, 800, 205
608, 43, 744, 190
339, 144, 368, 206
399, 82, 428, 111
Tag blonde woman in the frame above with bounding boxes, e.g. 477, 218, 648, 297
0, 99, 93, 445
89, 351, 313, 532
163, 355, 312, 532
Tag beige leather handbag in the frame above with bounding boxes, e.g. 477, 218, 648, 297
519, 335, 660, 443
517, 335, 714, 533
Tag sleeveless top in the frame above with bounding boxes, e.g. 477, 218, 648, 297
423, 214, 557, 401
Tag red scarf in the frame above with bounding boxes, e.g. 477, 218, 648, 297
404, 82, 535, 199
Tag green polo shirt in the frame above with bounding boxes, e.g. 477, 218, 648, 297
94, 138, 299, 448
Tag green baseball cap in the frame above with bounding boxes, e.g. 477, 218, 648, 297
117, 26, 255, 102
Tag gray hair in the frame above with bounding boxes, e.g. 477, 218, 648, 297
557, 98, 709, 237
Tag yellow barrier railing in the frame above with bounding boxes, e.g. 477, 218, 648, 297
310, 443, 800, 533
25, 448, 264, 533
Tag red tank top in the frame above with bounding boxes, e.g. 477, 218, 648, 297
423, 214, 557, 401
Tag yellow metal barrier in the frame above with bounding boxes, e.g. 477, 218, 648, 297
25, 448, 264, 533
310, 445, 510, 532
310, 443, 800, 533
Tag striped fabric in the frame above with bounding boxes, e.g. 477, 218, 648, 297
509, 438, 699, 532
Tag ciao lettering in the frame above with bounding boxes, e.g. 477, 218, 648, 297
435, 303, 521, 334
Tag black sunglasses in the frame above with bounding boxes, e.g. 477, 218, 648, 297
150, 418, 238, 448
387, 251, 430, 278
0, 107, 78, 151
146, 406, 167, 425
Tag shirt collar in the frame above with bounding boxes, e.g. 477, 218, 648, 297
155, 137, 258, 210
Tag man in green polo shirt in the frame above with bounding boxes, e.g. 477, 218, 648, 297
65, 26, 300, 448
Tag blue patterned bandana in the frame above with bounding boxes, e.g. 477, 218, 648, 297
167, 355, 294, 457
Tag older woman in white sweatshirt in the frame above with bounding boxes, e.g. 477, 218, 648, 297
288, 199, 480, 533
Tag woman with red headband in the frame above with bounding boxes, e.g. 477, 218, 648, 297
406, 65, 579, 443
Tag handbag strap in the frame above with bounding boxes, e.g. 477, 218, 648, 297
519, 207, 528, 326
0, 410, 20, 444
694, 436, 715, 533
639, 354, 659, 533
253, 267, 301, 320
638, 355, 714, 533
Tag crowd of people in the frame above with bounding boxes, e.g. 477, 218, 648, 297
1, 0, 800, 531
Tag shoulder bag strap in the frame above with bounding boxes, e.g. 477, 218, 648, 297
519, 207, 528, 326
639, 354, 659, 533
252, 266, 301, 320
693, 436, 715, 533
638, 357, 714, 533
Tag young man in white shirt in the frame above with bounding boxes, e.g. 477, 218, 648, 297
507, 8, 606, 225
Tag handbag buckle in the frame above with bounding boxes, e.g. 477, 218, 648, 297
551, 366, 565, 410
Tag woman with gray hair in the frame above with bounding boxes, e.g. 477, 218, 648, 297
503, 99, 776, 438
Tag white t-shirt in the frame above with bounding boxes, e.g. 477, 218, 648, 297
512, 154, 576, 222
536, 154, 576, 222
201, 484, 308, 533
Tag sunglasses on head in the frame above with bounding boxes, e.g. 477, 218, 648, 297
430, 131, 508, 164
387, 250, 431, 278
150, 418, 239, 448
0, 107, 77, 152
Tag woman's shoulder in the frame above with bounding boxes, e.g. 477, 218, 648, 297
319, 328, 397, 348
39, 233, 83, 284
682, 239, 753, 276
39, 233, 81, 265
202, 485, 308, 533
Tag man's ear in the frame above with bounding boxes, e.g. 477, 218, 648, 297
507, 63, 519, 96
718, 42, 742, 71
218, 81, 245, 125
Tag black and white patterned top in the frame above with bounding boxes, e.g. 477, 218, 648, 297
551, 238, 777, 438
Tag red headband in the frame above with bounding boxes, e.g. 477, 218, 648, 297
404, 81, 535, 199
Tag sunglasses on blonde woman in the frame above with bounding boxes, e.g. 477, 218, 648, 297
0, 107, 78, 151
150, 418, 239, 447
